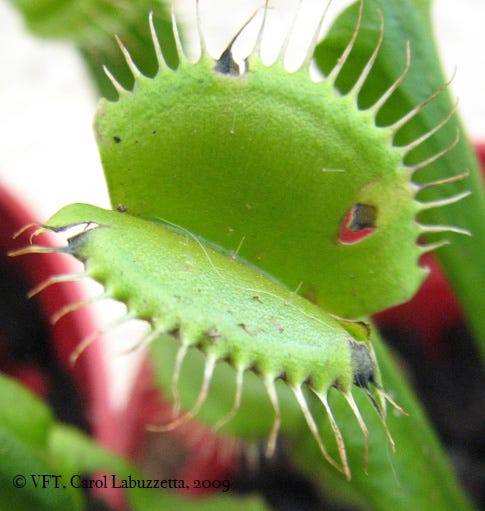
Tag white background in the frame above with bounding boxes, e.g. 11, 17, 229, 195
1, 0, 484, 405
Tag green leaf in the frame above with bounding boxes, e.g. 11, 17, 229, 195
50, 425, 270, 510
315, 0, 485, 358
48, 424, 133, 479
0, 374, 83, 511
0, 371, 53, 448
50, 425, 268, 511
0, 427, 83, 511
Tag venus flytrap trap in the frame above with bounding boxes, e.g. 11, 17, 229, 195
94, 2, 469, 320
14, 202, 403, 482
8, 0, 479, 509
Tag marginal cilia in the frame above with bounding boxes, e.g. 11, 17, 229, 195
12, 0, 469, 480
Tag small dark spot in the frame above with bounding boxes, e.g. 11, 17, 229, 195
349, 340, 376, 388
168, 327, 181, 340
214, 48, 240, 76
152, 130, 157, 135
116, 204, 128, 213
113, 136, 121, 143
213, 14, 252, 76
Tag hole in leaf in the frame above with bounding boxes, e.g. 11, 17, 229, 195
339, 204, 377, 244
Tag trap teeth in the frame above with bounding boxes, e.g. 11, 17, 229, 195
103, 65, 129, 95
8, 245, 63, 257
419, 191, 471, 211
27, 273, 87, 298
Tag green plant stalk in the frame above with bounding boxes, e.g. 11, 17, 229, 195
290, 328, 476, 511
315, 0, 485, 359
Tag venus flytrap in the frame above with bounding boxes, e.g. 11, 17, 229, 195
8, 1, 480, 510
16, 0, 463, 469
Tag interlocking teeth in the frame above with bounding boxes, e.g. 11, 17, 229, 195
263, 377, 281, 458
172, 339, 190, 415
277, 0, 303, 64
291, 384, 345, 476
107, 7, 185, 94
148, 353, 218, 432
343, 391, 369, 473
103, 65, 129, 95
170, 6, 186, 61
212, 365, 245, 432
12, 222, 45, 242
8, 245, 65, 257
299, 0, 334, 71
50, 294, 108, 326
417, 170, 469, 191
69, 312, 135, 366
419, 239, 451, 254
314, 389, 350, 480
